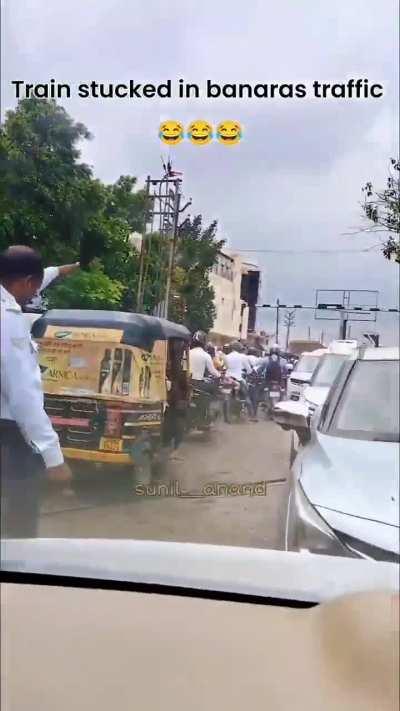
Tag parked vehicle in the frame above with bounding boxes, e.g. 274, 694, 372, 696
286, 348, 326, 401
274, 347, 400, 562
32, 309, 190, 483
303, 340, 358, 409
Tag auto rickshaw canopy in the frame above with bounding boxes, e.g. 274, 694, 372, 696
32, 310, 191, 350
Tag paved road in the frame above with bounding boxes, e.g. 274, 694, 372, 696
39, 420, 291, 550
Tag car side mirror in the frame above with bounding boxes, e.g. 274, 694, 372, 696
272, 401, 311, 443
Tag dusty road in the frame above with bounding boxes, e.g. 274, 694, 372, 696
39, 420, 290, 550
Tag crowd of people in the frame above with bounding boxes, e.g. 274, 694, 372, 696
188, 330, 293, 423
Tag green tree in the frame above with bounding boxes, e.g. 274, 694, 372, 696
361, 158, 400, 263
0, 97, 100, 262
0, 98, 147, 308
47, 262, 126, 310
169, 216, 224, 332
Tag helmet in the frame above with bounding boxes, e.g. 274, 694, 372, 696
192, 330, 207, 348
270, 343, 281, 356
222, 343, 231, 354
231, 341, 244, 353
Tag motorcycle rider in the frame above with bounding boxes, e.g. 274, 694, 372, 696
189, 331, 220, 428
264, 345, 287, 384
189, 331, 220, 384
224, 341, 254, 419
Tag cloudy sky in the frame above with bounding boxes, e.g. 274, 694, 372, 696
2, 0, 399, 343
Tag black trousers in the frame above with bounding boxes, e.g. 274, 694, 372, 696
0, 420, 44, 539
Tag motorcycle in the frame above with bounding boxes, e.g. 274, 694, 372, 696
263, 380, 284, 419
188, 377, 221, 432
220, 375, 249, 423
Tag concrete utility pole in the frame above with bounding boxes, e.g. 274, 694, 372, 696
136, 176, 151, 313
284, 310, 296, 350
275, 298, 280, 344
163, 182, 181, 319
136, 165, 189, 316
339, 310, 348, 339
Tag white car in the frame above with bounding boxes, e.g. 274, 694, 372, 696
1, 538, 399, 711
286, 349, 326, 401
274, 347, 400, 562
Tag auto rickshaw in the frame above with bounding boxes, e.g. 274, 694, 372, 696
31, 310, 191, 482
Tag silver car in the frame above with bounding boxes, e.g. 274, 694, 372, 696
275, 347, 399, 562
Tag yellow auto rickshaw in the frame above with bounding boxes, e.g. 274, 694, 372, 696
32, 309, 191, 481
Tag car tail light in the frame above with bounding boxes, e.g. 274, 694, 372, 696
104, 409, 123, 437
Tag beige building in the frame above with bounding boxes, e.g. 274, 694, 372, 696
209, 250, 261, 345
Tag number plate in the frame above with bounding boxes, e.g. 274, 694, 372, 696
100, 437, 123, 452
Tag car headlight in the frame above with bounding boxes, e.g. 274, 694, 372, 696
294, 481, 359, 558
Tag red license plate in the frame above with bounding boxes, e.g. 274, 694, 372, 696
50, 416, 90, 427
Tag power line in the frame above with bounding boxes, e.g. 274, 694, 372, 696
232, 248, 376, 255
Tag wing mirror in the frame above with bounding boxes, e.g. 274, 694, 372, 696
272, 401, 311, 444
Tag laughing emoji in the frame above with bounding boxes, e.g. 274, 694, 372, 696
217, 120, 242, 145
159, 121, 184, 145
188, 120, 213, 146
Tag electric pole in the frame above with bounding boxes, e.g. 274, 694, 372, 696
284, 310, 296, 350
275, 298, 280, 344
135, 165, 189, 316
136, 176, 151, 313
163, 182, 181, 319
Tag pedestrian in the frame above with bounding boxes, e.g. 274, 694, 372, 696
24, 261, 81, 312
0, 245, 72, 538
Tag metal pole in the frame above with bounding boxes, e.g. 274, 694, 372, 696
164, 181, 181, 319
136, 176, 151, 313
275, 298, 280, 344
339, 311, 348, 339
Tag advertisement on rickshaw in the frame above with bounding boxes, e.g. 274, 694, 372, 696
37, 327, 167, 402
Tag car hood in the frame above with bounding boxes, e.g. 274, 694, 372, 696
300, 432, 400, 529
1, 539, 398, 604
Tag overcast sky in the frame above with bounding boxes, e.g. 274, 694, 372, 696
2, 0, 399, 343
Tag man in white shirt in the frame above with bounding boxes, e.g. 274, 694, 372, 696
224, 341, 253, 381
25, 262, 80, 311
189, 331, 220, 382
0, 246, 71, 538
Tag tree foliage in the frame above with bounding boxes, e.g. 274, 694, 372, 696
0, 98, 222, 333
169, 216, 225, 332
361, 158, 400, 263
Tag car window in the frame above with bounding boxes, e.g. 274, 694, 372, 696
294, 356, 319, 373
329, 360, 400, 442
311, 354, 347, 387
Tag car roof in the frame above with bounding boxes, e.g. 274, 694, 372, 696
359, 346, 399, 361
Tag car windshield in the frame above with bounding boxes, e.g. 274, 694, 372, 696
1, 2, 399, 598
311, 354, 347, 387
329, 360, 400, 442
293, 355, 320, 373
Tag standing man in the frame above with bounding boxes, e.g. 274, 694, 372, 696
0, 246, 71, 538
25, 261, 80, 312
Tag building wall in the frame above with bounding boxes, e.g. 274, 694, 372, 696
209, 252, 257, 343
